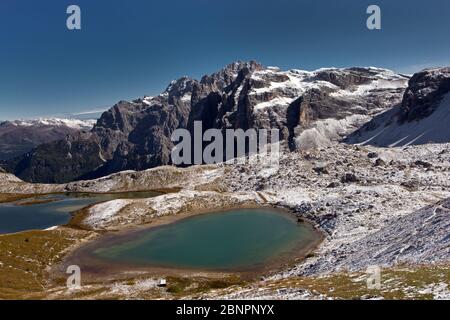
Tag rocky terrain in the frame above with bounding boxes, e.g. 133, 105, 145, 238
346, 68, 450, 146
1, 141, 448, 299
0, 164, 221, 195
4, 62, 409, 183
222, 143, 450, 276
0, 63, 449, 300
0, 118, 95, 161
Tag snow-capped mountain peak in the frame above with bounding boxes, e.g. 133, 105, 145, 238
6, 118, 96, 130
4, 61, 439, 183
0, 117, 97, 161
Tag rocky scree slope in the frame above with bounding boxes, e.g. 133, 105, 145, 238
5, 62, 408, 183
302, 198, 450, 274
222, 142, 450, 275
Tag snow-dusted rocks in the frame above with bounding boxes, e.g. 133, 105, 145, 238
248, 67, 408, 149
346, 67, 450, 147
221, 142, 450, 275
300, 198, 450, 274
80, 190, 263, 230
0, 165, 222, 194
83, 199, 132, 229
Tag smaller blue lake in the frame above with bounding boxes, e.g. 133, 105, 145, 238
0, 192, 160, 234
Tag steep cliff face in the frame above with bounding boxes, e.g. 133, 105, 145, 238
245, 66, 408, 149
190, 64, 408, 148
400, 67, 450, 123
345, 67, 450, 147
6, 62, 409, 183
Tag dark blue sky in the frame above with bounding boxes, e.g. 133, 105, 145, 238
1, 0, 449, 120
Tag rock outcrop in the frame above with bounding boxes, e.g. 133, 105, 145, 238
345, 67, 450, 147
400, 67, 450, 122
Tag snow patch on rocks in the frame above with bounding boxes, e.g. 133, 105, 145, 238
82, 189, 262, 230
84, 199, 131, 229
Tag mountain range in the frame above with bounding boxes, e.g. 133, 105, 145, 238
0, 118, 95, 161
2, 62, 449, 183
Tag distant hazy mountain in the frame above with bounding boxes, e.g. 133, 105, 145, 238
5, 61, 413, 183
345, 67, 450, 147
0, 118, 95, 160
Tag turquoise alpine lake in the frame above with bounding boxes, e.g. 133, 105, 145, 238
88, 209, 320, 271
0, 192, 160, 234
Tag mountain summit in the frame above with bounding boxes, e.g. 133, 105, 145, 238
4, 62, 416, 183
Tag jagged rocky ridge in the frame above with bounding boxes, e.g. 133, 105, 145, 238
346, 67, 450, 146
5, 62, 409, 183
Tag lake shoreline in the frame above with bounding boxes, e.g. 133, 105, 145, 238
0, 191, 166, 234
58, 206, 324, 282
0, 188, 325, 296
